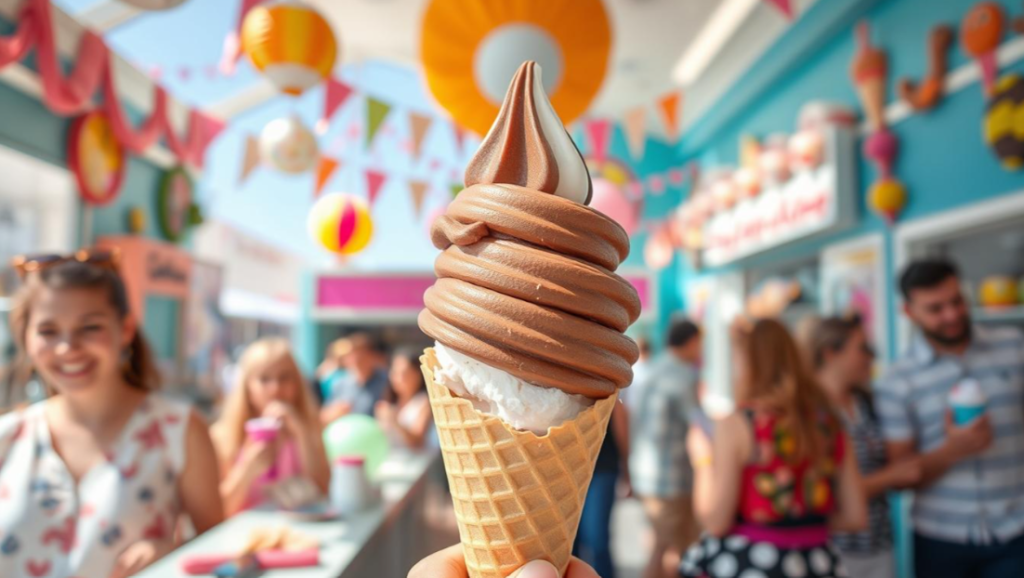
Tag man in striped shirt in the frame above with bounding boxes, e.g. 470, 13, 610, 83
877, 259, 1024, 577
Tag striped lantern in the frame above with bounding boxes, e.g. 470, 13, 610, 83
241, 1, 338, 96
308, 193, 374, 255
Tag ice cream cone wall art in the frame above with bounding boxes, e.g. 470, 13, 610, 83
850, 22, 906, 223
418, 62, 639, 577
419, 0, 612, 136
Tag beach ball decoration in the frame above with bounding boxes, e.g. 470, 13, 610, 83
242, 1, 338, 96
984, 74, 1024, 170
420, 0, 612, 136
117, 0, 189, 9
67, 111, 126, 206
589, 178, 639, 236
259, 116, 319, 174
309, 193, 374, 255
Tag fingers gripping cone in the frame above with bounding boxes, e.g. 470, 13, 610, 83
421, 348, 616, 578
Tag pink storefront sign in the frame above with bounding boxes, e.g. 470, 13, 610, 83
315, 273, 654, 319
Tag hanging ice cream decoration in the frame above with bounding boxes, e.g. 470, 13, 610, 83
961, 2, 1005, 97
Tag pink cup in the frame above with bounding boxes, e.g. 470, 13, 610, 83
245, 418, 281, 443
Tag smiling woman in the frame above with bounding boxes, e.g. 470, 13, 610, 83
0, 254, 224, 578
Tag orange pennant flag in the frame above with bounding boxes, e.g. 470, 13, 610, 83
314, 156, 340, 198
658, 92, 683, 142
408, 179, 429, 218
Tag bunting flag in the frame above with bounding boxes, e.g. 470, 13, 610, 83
408, 180, 429, 218
366, 97, 392, 148
318, 77, 354, 134
450, 183, 463, 199
657, 93, 683, 142
314, 156, 340, 198
410, 112, 433, 160
623, 107, 647, 160
648, 174, 667, 196
238, 134, 261, 185
584, 119, 612, 164
764, 0, 794, 18
366, 169, 388, 207
668, 168, 685, 186
453, 125, 466, 156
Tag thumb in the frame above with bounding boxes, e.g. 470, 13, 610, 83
510, 560, 560, 578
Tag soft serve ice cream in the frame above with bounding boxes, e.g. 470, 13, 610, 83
418, 61, 641, 434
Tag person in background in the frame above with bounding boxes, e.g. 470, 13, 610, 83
375, 347, 433, 450
319, 332, 389, 425
630, 319, 702, 578
806, 314, 920, 578
877, 260, 1024, 577
0, 252, 224, 578
312, 338, 348, 405
211, 338, 329, 515
681, 318, 866, 578
573, 393, 631, 577
622, 335, 652, 413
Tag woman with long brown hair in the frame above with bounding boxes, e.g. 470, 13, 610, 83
806, 315, 920, 578
680, 318, 866, 578
211, 338, 329, 515
0, 251, 224, 578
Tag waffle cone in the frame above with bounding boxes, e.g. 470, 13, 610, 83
421, 348, 616, 577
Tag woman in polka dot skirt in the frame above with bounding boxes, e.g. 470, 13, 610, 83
680, 319, 867, 578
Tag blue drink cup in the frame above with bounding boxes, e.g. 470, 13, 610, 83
952, 403, 986, 426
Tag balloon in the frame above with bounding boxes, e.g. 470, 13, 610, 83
242, 1, 338, 96
589, 178, 639, 236
309, 193, 374, 255
260, 116, 319, 174
323, 414, 390, 477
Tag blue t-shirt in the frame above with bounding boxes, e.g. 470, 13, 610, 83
325, 368, 388, 416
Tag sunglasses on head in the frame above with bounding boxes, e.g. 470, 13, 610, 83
11, 248, 121, 279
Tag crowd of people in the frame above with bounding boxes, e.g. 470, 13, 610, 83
2, 250, 1023, 578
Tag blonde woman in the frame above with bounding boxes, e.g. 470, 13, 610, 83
211, 338, 329, 515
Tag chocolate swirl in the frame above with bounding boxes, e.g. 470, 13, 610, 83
419, 62, 640, 399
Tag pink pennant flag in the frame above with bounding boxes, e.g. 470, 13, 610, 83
623, 107, 647, 160
585, 119, 612, 164
221, 0, 266, 75
366, 169, 388, 207
668, 168, 685, 186
319, 77, 353, 134
191, 112, 227, 168
764, 0, 794, 18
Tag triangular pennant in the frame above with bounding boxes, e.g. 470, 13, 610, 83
238, 135, 260, 185
366, 97, 392, 148
315, 157, 340, 198
408, 180, 430, 218
450, 183, 463, 199
319, 78, 354, 133
453, 125, 465, 156
193, 112, 227, 168
657, 93, 683, 142
409, 113, 433, 160
764, 0, 794, 18
366, 169, 388, 207
623, 107, 647, 160
584, 119, 612, 164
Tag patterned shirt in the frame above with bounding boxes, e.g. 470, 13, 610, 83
831, 392, 893, 554
0, 394, 190, 578
629, 354, 698, 498
876, 325, 1024, 544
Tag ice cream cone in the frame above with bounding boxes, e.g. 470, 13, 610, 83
421, 348, 616, 578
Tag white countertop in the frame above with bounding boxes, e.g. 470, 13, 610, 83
138, 449, 441, 578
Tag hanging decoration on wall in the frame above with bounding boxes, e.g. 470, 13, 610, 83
898, 25, 954, 111
419, 0, 611, 136
308, 193, 374, 256
157, 166, 200, 243
850, 22, 906, 223
117, 0, 190, 9
983, 74, 1024, 170
241, 1, 337, 96
961, 2, 1005, 96
259, 116, 319, 174
585, 119, 613, 164
67, 111, 127, 206
657, 92, 683, 143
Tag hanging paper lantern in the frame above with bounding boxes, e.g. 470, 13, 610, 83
117, 0, 189, 9
67, 111, 126, 206
309, 193, 374, 255
420, 0, 611, 136
590, 178, 639, 236
242, 1, 338, 96
259, 116, 319, 174
984, 74, 1024, 171
868, 178, 907, 223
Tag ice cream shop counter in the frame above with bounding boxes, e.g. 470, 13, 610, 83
138, 449, 455, 578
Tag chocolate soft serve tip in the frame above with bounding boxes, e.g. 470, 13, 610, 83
418, 61, 640, 400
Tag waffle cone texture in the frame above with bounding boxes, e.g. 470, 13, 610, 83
421, 348, 616, 577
